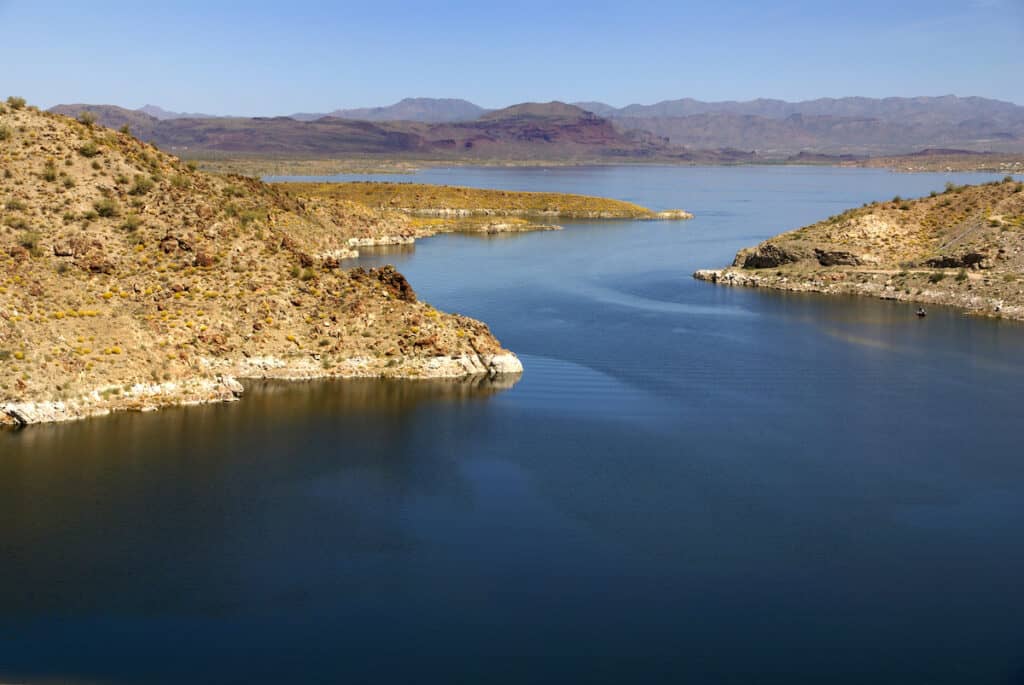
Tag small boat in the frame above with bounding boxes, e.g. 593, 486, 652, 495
915, 307, 927, 318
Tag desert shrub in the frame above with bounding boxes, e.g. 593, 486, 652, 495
78, 111, 96, 127
93, 198, 119, 218
4, 215, 29, 230
898, 203, 910, 211
56, 263, 70, 275
129, 174, 154, 195
892, 195, 902, 203
78, 141, 100, 158
955, 269, 968, 282
170, 173, 189, 189
239, 209, 263, 226
1004, 176, 1015, 183
18, 231, 43, 256
5, 198, 26, 211
119, 124, 131, 135
1015, 183, 1023, 194
18, 230, 40, 249
928, 272, 947, 283
62, 177, 75, 189
42, 159, 57, 182
6, 96, 26, 110
91, 160, 101, 170
0, 125, 10, 141
120, 214, 142, 231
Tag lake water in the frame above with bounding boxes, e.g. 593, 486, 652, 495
3, 166, 1024, 684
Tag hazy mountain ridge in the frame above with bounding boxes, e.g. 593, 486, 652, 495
291, 97, 488, 123
49, 95, 1024, 158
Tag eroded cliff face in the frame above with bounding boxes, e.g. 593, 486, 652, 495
696, 178, 1024, 319
0, 103, 520, 425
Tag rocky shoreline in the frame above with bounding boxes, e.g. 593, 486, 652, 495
2, 352, 522, 427
694, 178, 1024, 321
693, 268, 1024, 320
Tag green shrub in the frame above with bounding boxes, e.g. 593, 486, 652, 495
0, 125, 10, 141
928, 272, 947, 284
955, 269, 968, 282
128, 174, 154, 195
6, 96, 26, 110
78, 111, 97, 127
170, 173, 189, 189
78, 141, 100, 158
119, 124, 131, 135
93, 198, 119, 218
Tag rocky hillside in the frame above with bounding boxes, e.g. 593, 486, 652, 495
0, 99, 521, 425
695, 177, 1024, 318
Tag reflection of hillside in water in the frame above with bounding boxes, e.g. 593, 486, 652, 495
0, 374, 518, 620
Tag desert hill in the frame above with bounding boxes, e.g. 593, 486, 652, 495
0, 98, 520, 425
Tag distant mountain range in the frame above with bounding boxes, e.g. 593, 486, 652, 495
137, 104, 221, 120
49, 95, 1024, 159
50, 102, 725, 161
290, 98, 488, 123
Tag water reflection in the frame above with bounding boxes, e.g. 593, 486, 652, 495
0, 375, 518, 620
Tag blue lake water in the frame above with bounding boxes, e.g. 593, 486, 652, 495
3, 166, 1024, 684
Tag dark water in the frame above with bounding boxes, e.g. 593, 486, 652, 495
4, 166, 1024, 684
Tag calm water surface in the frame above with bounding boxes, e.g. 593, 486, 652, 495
3, 166, 1024, 684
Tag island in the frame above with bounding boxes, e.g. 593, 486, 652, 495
695, 177, 1024, 319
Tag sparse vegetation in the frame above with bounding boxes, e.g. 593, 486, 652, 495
93, 198, 120, 217
6, 95, 26, 110
128, 175, 155, 195
78, 141, 100, 158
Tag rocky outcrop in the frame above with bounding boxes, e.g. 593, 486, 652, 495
814, 248, 864, 266
923, 252, 992, 269
733, 242, 808, 268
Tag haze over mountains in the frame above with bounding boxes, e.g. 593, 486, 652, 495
290, 98, 488, 123
50, 95, 1024, 159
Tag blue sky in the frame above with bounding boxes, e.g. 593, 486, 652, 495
1, 0, 1021, 114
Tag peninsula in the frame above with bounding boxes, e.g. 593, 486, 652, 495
280, 181, 691, 244
0, 101, 524, 426
695, 178, 1024, 319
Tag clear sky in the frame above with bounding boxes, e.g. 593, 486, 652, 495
1, 0, 1021, 115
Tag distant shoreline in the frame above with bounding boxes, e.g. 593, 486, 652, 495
191, 154, 1024, 178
